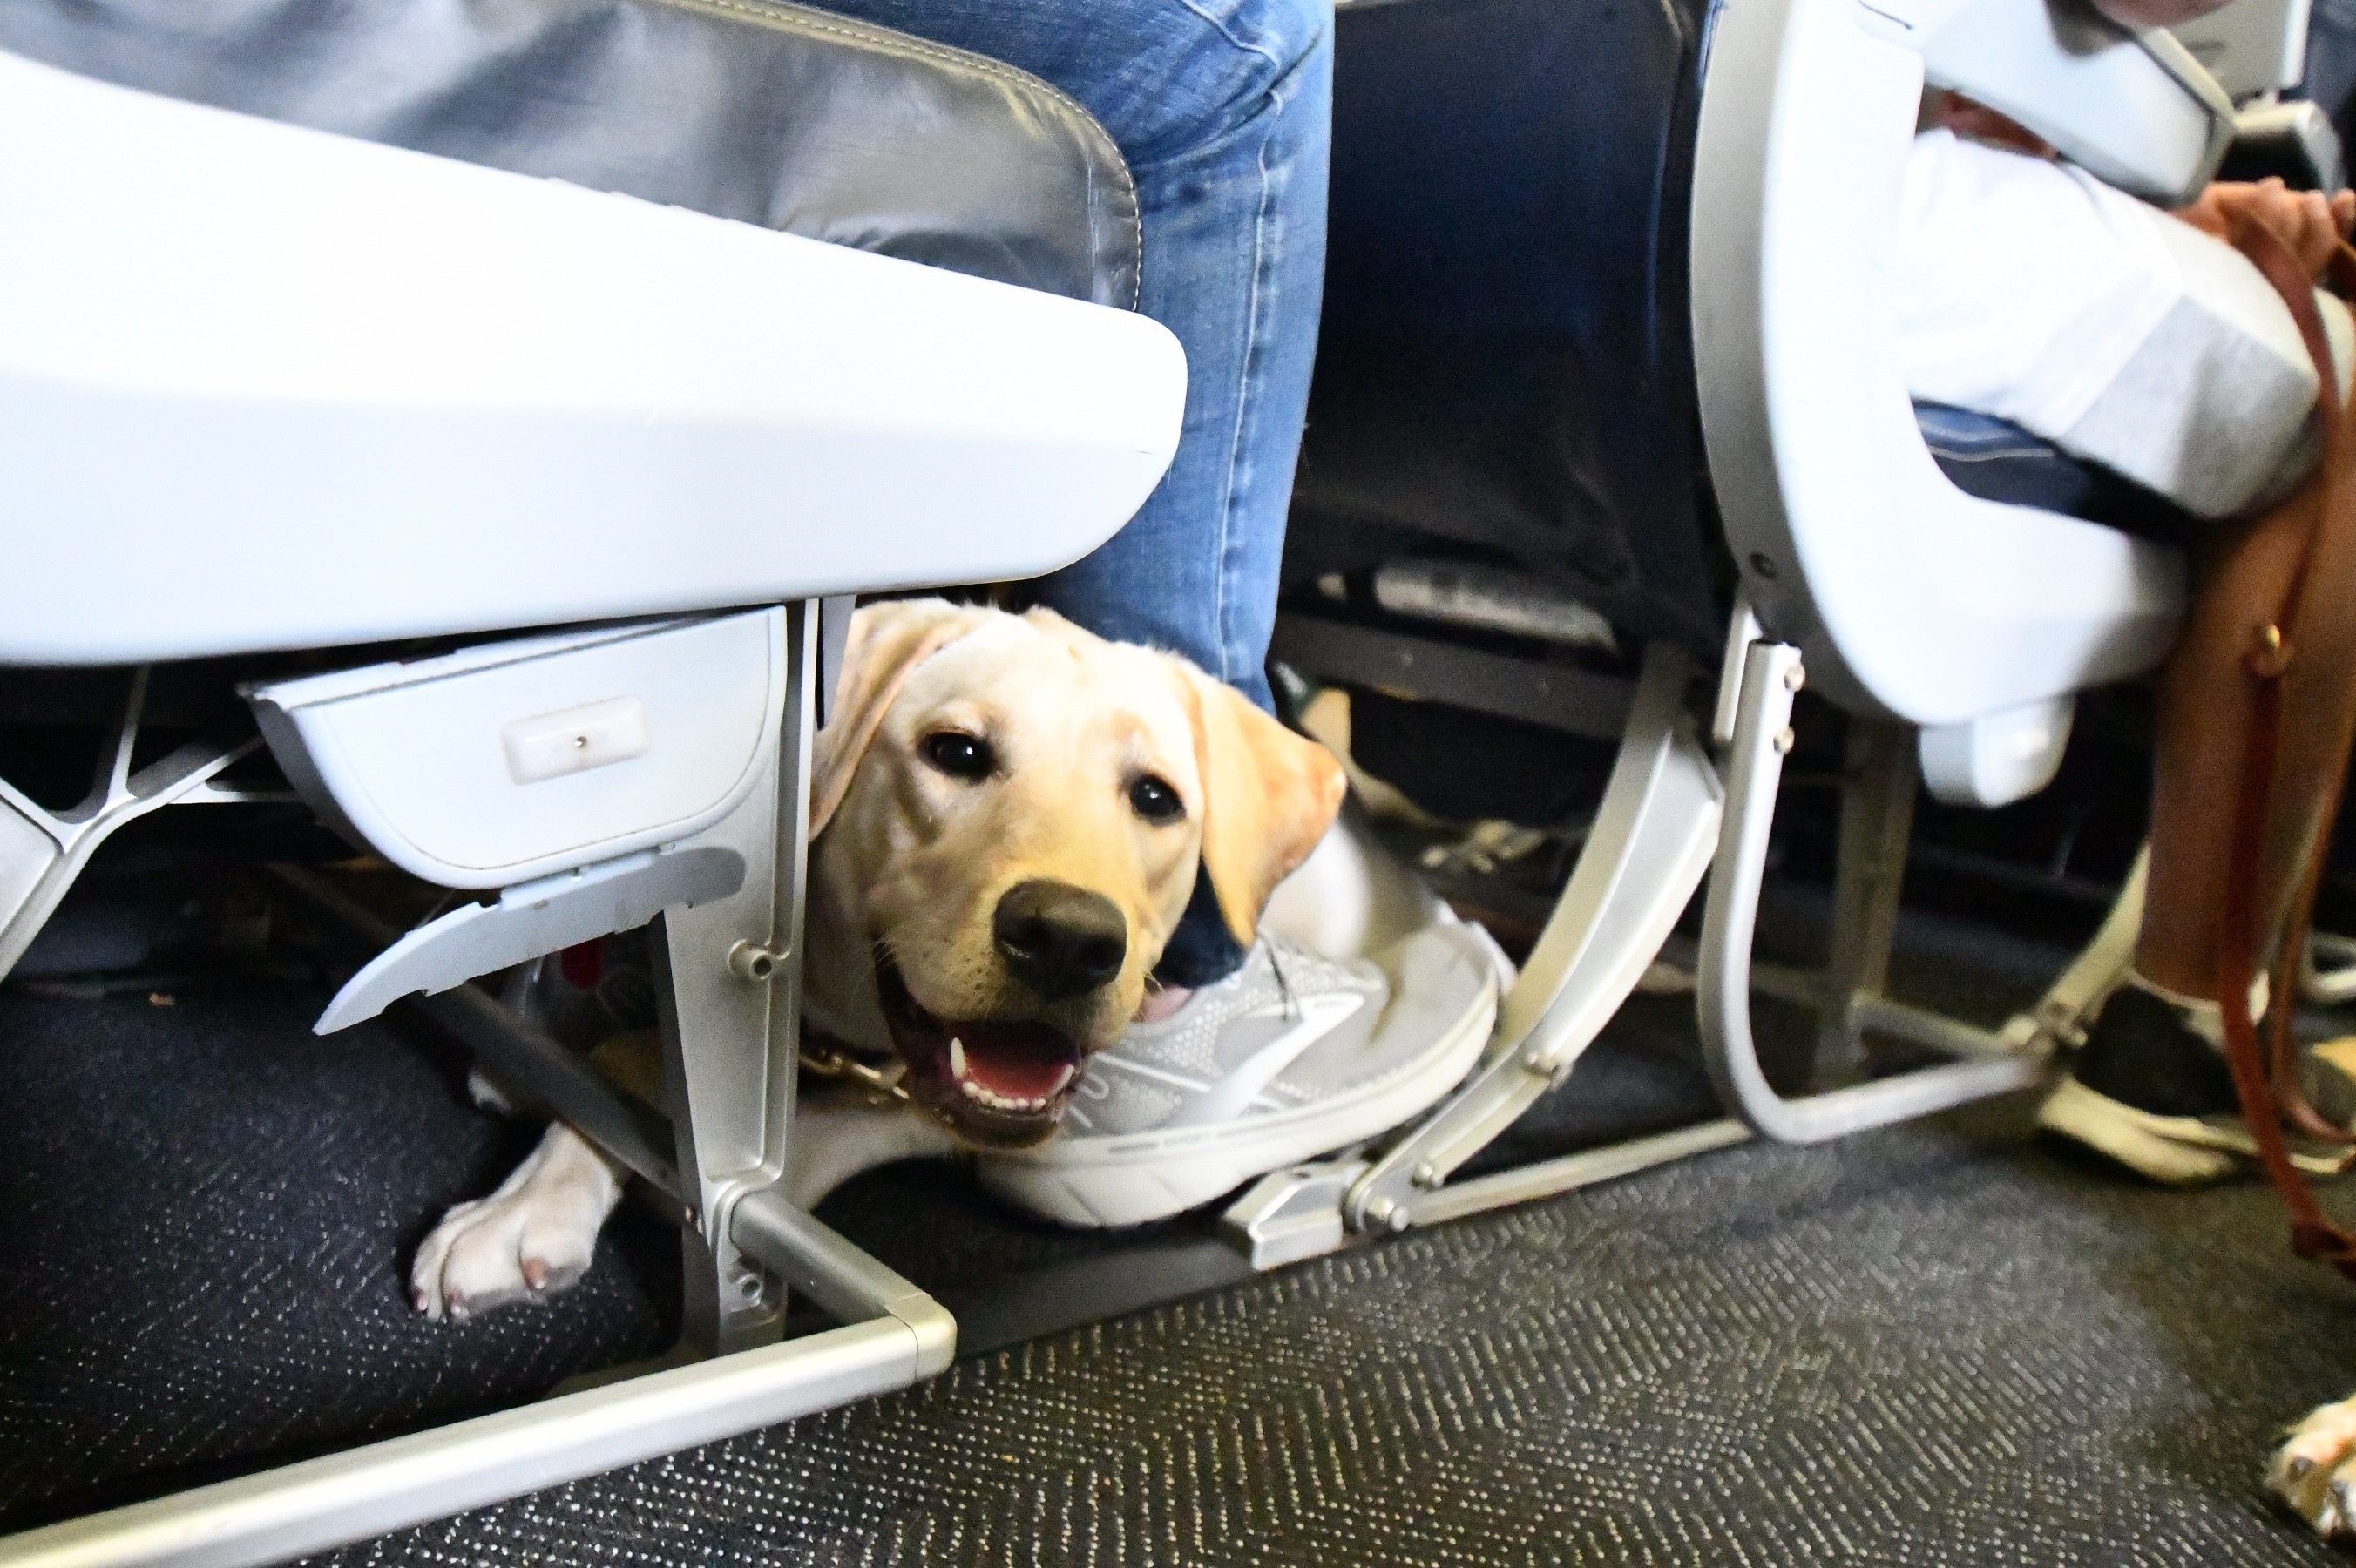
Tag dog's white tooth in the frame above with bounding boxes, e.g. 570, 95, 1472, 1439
1046, 1063, 1077, 1097
951, 1072, 1049, 1115
949, 1037, 967, 1082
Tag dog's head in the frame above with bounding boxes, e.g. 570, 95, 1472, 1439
810, 599, 1345, 1146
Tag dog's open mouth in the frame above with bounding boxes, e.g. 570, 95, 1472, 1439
876, 960, 1086, 1146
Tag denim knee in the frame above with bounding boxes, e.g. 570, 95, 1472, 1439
1100, 0, 1331, 166
1187, 0, 1332, 82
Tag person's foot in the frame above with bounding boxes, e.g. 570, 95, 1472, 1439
975, 923, 1498, 1227
2036, 978, 2346, 1182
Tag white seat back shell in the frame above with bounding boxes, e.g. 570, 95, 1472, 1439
1693, 0, 2191, 729
248, 612, 783, 889
2172, 0, 2312, 102
0, 51, 1186, 666
1919, 695, 2076, 807
1918, 0, 2232, 206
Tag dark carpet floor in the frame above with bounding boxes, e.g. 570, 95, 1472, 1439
7, 899, 2356, 1564
327, 1108, 2356, 1567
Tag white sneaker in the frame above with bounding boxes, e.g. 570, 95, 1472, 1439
976, 923, 1498, 1227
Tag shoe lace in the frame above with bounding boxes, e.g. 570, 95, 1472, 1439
1265, 937, 1301, 1023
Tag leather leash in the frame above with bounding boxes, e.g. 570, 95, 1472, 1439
2215, 216, 2356, 1279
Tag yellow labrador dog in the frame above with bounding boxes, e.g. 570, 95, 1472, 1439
2273, 1396, 2356, 1539
411, 599, 1344, 1319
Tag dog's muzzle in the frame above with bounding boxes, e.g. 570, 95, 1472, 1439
876, 958, 1088, 1146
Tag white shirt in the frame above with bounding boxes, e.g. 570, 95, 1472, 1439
1897, 127, 2346, 518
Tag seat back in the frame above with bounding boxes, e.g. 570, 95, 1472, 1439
0, 0, 1140, 308
0, 21, 1184, 666
1691, 0, 2224, 729
1285, 0, 1723, 657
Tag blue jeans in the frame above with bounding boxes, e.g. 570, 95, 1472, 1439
812, 0, 1335, 983
807, 0, 1333, 714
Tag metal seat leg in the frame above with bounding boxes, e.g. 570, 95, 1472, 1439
1231, 612, 2127, 1267
1697, 640, 2051, 1142
1811, 719, 1916, 1088
649, 600, 823, 1355
1224, 643, 1748, 1267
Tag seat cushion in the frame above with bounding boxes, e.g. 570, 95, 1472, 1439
0, 0, 1137, 308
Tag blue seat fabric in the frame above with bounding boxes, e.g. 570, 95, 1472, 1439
1914, 403, 2198, 548
1283, 0, 1723, 657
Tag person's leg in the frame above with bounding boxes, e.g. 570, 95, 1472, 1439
2138, 504, 2318, 1003
801, 0, 1333, 716
2045, 462, 2356, 1179
807, 0, 1332, 986
1022, 10, 1330, 718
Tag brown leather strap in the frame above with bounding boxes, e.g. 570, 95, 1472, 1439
2276, 853, 2349, 1141
2214, 218, 2356, 1279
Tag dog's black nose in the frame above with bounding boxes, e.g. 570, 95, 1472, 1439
993, 880, 1127, 1000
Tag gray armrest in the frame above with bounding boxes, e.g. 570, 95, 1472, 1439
0, 0, 1139, 307
1918, 0, 2234, 207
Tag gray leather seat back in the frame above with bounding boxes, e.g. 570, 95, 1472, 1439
1, 0, 1140, 308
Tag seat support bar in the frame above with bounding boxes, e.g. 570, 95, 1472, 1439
0, 668, 268, 983
0, 1202, 949, 1568
1696, 640, 2051, 1142
1812, 719, 1916, 1085
651, 602, 820, 1356
1225, 642, 1744, 1262
1340, 644, 1725, 1233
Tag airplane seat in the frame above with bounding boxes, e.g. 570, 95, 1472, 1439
1222, 0, 2260, 1262
0, 3, 1183, 1560
1288, 0, 2247, 807
1284, 0, 1723, 661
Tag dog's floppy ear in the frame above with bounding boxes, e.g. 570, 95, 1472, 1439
1175, 663, 1348, 946
811, 598, 991, 836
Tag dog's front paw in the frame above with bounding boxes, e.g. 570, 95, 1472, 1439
410, 1127, 620, 1322
410, 1192, 595, 1322
2270, 1393, 2356, 1540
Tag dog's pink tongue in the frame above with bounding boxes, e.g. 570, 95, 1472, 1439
955, 1020, 1080, 1098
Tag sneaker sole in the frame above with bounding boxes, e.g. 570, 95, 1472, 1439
977, 928, 1500, 1228
2035, 1075, 2350, 1185
2036, 1076, 2244, 1185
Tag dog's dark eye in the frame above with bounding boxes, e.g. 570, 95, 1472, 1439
920, 731, 995, 781
1128, 774, 1184, 824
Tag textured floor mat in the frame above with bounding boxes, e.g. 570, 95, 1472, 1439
10, 915, 2356, 1561
319, 1106, 2356, 1566
0, 983, 678, 1529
